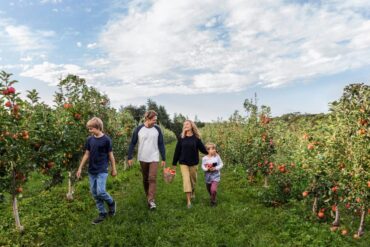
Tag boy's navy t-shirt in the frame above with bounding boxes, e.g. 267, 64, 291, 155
85, 135, 112, 174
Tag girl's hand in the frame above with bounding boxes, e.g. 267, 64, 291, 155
111, 169, 117, 177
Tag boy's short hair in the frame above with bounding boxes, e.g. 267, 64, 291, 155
86, 117, 104, 131
144, 110, 158, 120
205, 142, 216, 150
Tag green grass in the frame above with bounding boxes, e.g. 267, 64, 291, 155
0, 142, 369, 246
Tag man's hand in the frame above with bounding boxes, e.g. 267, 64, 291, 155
111, 168, 117, 177
161, 161, 166, 167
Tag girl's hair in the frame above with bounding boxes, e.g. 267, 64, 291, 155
205, 142, 216, 150
144, 110, 158, 121
181, 120, 201, 139
86, 117, 104, 131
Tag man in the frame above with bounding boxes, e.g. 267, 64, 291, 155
127, 110, 166, 209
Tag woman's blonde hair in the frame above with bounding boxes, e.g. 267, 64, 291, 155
86, 117, 104, 131
181, 120, 201, 139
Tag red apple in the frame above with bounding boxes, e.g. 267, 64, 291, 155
7, 87, 15, 94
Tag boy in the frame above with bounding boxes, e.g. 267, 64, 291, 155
77, 117, 117, 224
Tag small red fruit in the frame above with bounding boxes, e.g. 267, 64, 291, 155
341, 229, 348, 235
16, 187, 23, 193
318, 211, 325, 218
367, 181, 370, 188
74, 113, 81, 120
63, 103, 72, 109
302, 191, 309, 197
7, 87, 15, 94
47, 161, 55, 169
307, 143, 315, 150
5, 101, 12, 107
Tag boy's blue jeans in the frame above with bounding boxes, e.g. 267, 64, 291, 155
88, 173, 114, 215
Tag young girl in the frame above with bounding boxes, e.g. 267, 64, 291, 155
201, 142, 223, 206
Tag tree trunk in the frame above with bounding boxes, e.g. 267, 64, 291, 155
66, 171, 74, 201
357, 208, 367, 237
124, 158, 128, 171
11, 162, 24, 232
263, 176, 269, 188
312, 197, 318, 215
332, 205, 340, 227
12, 196, 24, 232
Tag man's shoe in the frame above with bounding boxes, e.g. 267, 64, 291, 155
148, 201, 156, 210
92, 213, 107, 225
108, 201, 116, 216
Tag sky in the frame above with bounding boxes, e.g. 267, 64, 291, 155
0, 0, 370, 122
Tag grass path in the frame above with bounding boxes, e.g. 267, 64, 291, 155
0, 142, 369, 246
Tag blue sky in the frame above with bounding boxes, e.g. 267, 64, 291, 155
1, 0, 370, 121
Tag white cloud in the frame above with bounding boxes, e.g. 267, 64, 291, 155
97, 0, 370, 98
88, 58, 110, 67
87, 42, 97, 49
0, 18, 55, 52
76, 42, 82, 47
20, 56, 33, 62
20, 62, 104, 86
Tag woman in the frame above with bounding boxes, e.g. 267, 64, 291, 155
172, 120, 208, 208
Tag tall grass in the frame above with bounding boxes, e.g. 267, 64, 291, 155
0, 143, 368, 246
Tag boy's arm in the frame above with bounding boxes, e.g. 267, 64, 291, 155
109, 152, 117, 177
76, 151, 90, 178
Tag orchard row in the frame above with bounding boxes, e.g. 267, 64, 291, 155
202, 83, 369, 239
0, 71, 175, 231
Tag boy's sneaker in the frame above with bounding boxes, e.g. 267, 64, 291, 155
210, 201, 217, 207
148, 201, 156, 210
92, 213, 107, 225
108, 201, 116, 216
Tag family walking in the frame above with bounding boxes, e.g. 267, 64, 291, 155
76, 110, 224, 224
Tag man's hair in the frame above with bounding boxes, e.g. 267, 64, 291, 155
86, 117, 104, 131
144, 110, 158, 121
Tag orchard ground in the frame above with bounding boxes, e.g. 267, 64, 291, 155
0, 143, 369, 247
